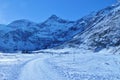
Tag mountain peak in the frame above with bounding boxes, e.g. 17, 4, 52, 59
44, 15, 64, 23
43, 14, 75, 24
49, 15, 59, 20
8, 19, 37, 28
9, 19, 32, 24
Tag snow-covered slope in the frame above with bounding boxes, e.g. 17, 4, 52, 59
1, 2, 120, 80
0, 14, 95, 52
1, 2, 120, 53
63, 2, 120, 53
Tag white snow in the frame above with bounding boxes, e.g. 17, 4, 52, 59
18, 54, 68, 80
0, 48, 120, 80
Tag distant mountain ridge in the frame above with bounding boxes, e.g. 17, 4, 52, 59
0, 14, 93, 52
0, 2, 120, 53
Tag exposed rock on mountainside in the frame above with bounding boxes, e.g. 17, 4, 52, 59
0, 14, 93, 52
65, 2, 120, 52
1, 2, 120, 53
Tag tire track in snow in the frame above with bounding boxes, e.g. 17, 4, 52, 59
18, 55, 68, 80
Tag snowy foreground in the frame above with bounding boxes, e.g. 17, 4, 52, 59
0, 48, 120, 80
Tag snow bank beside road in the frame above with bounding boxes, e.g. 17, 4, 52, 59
47, 52, 120, 80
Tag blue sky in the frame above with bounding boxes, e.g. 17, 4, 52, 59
0, 0, 117, 24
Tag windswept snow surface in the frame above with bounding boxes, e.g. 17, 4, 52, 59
0, 49, 120, 80
0, 53, 68, 80
18, 54, 68, 80
0, 53, 43, 80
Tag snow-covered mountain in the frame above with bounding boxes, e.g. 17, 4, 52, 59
64, 2, 120, 53
1, 2, 120, 53
0, 14, 94, 52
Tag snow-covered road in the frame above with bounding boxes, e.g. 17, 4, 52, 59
18, 54, 67, 80
0, 50, 120, 80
